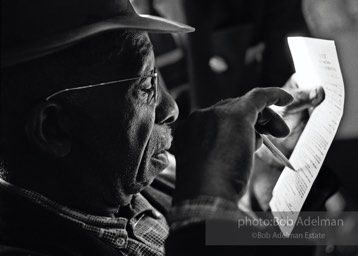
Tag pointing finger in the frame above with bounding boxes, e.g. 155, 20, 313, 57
245, 88, 294, 113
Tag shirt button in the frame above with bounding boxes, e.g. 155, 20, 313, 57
116, 237, 126, 247
153, 210, 162, 218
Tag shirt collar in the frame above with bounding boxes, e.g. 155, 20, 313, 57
0, 176, 128, 227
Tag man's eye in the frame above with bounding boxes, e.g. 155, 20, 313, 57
141, 80, 154, 91
140, 78, 155, 100
141, 76, 154, 90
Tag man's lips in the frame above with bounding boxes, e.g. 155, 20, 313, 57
151, 150, 170, 169
151, 131, 172, 169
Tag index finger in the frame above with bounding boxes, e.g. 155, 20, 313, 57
245, 87, 294, 112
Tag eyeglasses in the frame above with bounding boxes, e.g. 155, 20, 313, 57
45, 67, 158, 102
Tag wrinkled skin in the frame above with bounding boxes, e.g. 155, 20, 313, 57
173, 87, 294, 204
65, 49, 179, 210
248, 75, 337, 211
21, 34, 179, 216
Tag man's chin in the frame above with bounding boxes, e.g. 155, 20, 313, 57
127, 179, 154, 194
128, 168, 164, 194
117, 194, 133, 206
126, 151, 170, 195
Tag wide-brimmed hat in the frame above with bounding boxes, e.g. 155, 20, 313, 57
1, 0, 194, 68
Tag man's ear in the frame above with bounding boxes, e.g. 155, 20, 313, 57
25, 101, 72, 157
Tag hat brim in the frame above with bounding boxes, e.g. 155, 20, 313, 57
2, 14, 195, 68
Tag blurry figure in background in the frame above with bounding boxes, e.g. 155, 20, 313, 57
183, 0, 310, 108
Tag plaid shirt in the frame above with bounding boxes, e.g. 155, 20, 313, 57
0, 176, 238, 256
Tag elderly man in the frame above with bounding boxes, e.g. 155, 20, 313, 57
0, 0, 331, 255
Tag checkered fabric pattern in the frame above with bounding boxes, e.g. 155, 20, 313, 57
0, 176, 240, 255
0, 177, 168, 256
168, 196, 241, 231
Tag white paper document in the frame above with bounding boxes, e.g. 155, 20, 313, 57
269, 37, 345, 236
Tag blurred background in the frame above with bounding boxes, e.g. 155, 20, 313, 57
131, 0, 358, 255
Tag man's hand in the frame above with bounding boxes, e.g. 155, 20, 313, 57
173, 88, 293, 204
257, 75, 325, 159
248, 75, 331, 211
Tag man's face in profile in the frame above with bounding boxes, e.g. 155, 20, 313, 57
68, 35, 178, 206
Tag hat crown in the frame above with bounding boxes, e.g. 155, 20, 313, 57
1, 0, 194, 67
1, 0, 135, 49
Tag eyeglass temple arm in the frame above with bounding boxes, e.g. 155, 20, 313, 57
45, 73, 157, 101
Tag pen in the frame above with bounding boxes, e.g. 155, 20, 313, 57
259, 134, 296, 171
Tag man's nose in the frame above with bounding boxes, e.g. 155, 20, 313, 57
155, 84, 179, 124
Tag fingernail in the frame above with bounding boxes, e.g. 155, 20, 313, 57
309, 88, 318, 100
309, 88, 321, 105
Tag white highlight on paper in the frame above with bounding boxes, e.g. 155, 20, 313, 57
269, 37, 345, 236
